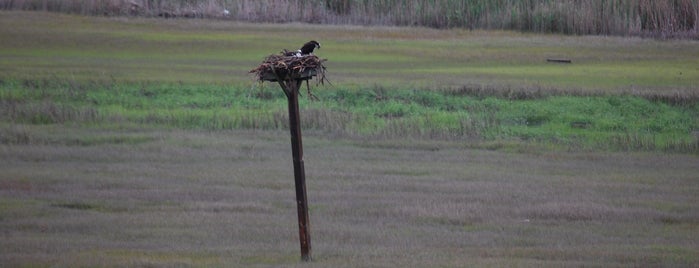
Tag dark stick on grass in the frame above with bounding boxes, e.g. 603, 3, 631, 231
250, 52, 328, 262
546, 58, 572, 63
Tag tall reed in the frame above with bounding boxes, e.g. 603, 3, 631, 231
1, 0, 696, 38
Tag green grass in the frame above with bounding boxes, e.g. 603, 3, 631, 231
1, 12, 698, 152
2, 12, 698, 89
2, 80, 698, 152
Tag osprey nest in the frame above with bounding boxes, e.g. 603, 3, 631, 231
249, 52, 328, 84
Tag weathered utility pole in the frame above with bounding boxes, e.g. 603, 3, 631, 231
277, 77, 312, 262
251, 53, 325, 262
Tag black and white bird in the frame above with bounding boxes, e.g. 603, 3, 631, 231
299, 40, 320, 55
285, 40, 321, 57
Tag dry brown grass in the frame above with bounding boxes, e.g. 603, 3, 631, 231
1, 125, 698, 266
1, 0, 696, 38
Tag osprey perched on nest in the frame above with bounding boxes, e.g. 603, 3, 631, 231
284, 40, 321, 57
250, 41, 328, 99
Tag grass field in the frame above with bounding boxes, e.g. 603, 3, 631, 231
3, 80, 698, 152
1, 11, 699, 267
2, 126, 698, 267
2, 11, 698, 152
2, 11, 698, 89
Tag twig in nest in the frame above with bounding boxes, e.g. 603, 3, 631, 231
305, 80, 319, 101
250, 53, 326, 81
249, 51, 328, 100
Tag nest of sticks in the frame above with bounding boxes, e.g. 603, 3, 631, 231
250, 51, 327, 83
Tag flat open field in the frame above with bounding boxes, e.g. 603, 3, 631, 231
2, 12, 698, 152
1, 11, 698, 267
1, 11, 698, 90
2, 126, 698, 267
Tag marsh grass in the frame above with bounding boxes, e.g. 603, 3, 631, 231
1, 9, 698, 267
1, 0, 697, 38
3, 79, 698, 153
2, 12, 699, 90
1, 127, 697, 266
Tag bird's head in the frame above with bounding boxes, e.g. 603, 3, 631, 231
309, 40, 320, 49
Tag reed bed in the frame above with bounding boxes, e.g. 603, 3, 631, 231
1, 0, 697, 38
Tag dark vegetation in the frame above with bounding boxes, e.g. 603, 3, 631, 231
1, 0, 697, 38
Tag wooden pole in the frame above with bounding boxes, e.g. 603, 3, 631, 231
282, 79, 312, 262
